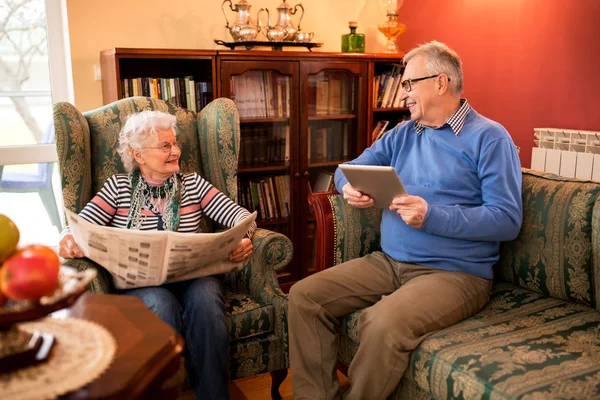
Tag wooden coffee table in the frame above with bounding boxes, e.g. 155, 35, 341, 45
56, 292, 184, 399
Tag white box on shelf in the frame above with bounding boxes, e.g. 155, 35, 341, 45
576, 152, 594, 180
559, 151, 577, 178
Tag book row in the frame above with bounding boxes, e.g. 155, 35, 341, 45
230, 71, 291, 119
308, 120, 351, 163
239, 125, 290, 167
308, 71, 356, 116
120, 77, 213, 112
238, 175, 291, 221
373, 65, 405, 109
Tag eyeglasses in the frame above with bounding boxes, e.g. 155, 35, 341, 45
400, 74, 450, 92
140, 141, 180, 153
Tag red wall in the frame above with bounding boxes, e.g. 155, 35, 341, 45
398, 0, 600, 167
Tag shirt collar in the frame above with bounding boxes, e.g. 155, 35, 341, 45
414, 99, 471, 136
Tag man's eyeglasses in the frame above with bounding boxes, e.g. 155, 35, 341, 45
140, 141, 180, 153
400, 74, 450, 92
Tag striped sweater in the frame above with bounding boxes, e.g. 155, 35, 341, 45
75, 173, 256, 236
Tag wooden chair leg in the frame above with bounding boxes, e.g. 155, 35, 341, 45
270, 368, 288, 400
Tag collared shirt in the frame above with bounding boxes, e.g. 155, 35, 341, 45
414, 98, 472, 136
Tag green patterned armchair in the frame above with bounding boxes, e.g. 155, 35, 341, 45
309, 168, 600, 400
53, 97, 292, 399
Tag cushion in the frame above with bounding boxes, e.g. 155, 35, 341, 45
226, 290, 273, 341
338, 283, 600, 399
498, 169, 600, 310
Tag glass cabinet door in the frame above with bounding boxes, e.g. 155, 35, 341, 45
301, 62, 368, 277
220, 60, 299, 282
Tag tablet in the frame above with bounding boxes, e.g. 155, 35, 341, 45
339, 164, 407, 208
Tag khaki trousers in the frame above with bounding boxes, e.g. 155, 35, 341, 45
288, 251, 492, 400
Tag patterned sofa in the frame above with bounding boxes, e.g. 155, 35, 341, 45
308, 168, 600, 399
53, 97, 292, 399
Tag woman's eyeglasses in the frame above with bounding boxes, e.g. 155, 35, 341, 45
140, 141, 180, 153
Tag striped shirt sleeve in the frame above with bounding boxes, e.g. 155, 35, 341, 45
189, 173, 256, 238
79, 175, 120, 226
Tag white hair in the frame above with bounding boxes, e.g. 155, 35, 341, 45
117, 111, 177, 173
404, 40, 464, 95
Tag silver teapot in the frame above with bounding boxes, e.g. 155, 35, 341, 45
261, 0, 304, 42
257, 8, 286, 42
222, 0, 260, 42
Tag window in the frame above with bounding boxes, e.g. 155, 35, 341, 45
0, 0, 73, 246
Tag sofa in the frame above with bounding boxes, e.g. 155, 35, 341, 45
53, 97, 292, 399
308, 168, 600, 399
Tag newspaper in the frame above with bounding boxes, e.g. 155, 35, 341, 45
65, 209, 257, 289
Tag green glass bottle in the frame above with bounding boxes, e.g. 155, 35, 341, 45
341, 21, 365, 53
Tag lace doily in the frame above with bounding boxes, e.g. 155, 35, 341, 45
0, 317, 117, 400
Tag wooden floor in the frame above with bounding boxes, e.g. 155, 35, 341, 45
179, 370, 349, 399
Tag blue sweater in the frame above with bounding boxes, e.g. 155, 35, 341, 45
335, 109, 523, 279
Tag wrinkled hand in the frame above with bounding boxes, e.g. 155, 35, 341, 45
229, 238, 253, 263
58, 233, 85, 258
342, 183, 375, 208
389, 195, 428, 228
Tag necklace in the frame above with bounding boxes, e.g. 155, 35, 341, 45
126, 170, 182, 231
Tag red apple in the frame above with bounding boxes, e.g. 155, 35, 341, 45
0, 245, 60, 301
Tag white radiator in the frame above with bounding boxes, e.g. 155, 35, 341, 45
531, 128, 600, 180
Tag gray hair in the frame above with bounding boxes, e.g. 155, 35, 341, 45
404, 40, 463, 95
117, 110, 177, 173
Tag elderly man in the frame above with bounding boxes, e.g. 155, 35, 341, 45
288, 41, 523, 400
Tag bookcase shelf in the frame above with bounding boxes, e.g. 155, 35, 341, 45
308, 114, 357, 121
101, 48, 401, 285
308, 160, 349, 168
239, 164, 289, 173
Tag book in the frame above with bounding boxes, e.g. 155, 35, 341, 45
313, 171, 335, 193
372, 120, 390, 142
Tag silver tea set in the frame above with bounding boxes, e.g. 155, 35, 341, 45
221, 0, 314, 42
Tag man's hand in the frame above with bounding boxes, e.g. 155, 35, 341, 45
342, 183, 375, 208
390, 195, 428, 228
58, 233, 85, 258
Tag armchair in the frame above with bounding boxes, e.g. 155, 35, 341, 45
53, 97, 292, 399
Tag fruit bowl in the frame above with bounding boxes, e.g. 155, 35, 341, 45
0, 266, 97, 328
0, 266, 97, 371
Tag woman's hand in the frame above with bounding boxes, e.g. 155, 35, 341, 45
58, 233, 85, 258
229, 238, 253, 263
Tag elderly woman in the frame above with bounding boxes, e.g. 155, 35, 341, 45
59, 110, 255, 400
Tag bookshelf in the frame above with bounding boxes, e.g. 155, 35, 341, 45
100, 48, 217, 107
368, 55, 409, 145
101, 49, 402, 287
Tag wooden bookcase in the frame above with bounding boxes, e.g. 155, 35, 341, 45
100, 48, 406, 289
